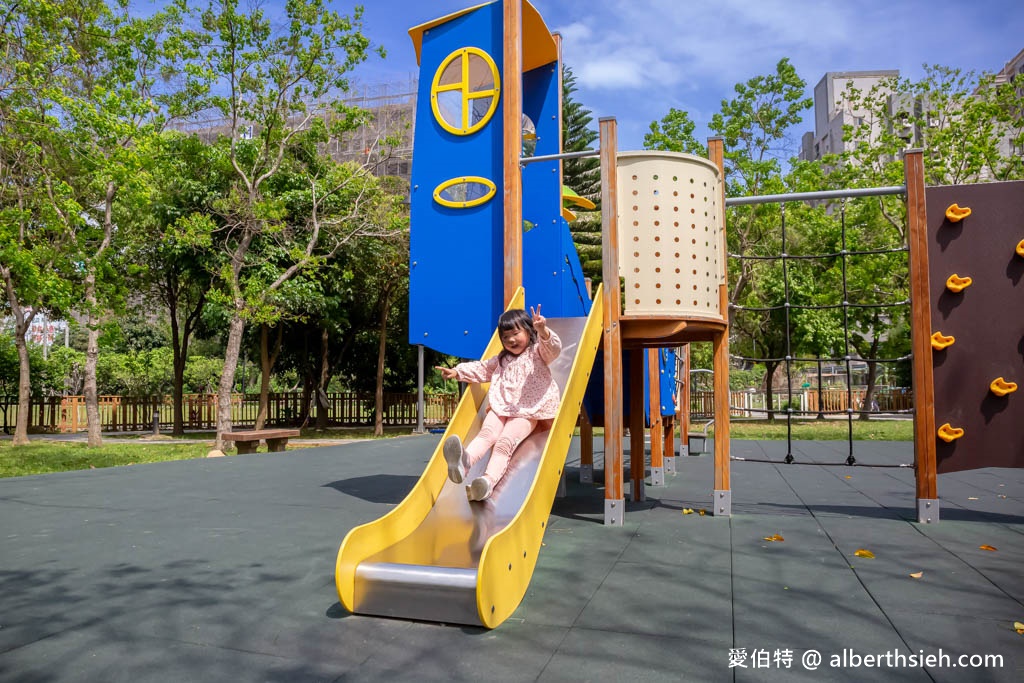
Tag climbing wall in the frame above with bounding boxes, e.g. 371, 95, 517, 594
927, 181, 1024, 473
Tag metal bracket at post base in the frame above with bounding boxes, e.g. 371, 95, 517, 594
917, 498, 939, 524
579, 463, 593, 484
650, 466, 665, 486
713, 489, 732, 517
604, 498, 624, 526
664, 456, 676, 475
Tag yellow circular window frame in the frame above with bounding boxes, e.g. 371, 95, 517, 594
433, 176, 497, 209
431, 47, 501, 136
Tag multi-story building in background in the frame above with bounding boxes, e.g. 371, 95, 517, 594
798, 70, 899, 162
801, 47, 1023, 165
991, 47, 1024, 161
170, 77, 418, 191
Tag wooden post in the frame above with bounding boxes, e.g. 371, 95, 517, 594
680, 343, 691, 454
629, 349, 646, 501
502, 0, 523, 307
600, 117, 624, 525
904, 149, 938, 523
647, 348, 665, 485
708, 137, 731, 516
579, 405, 594, 483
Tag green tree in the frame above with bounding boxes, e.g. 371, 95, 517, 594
838, 65, 1024, 189
712, 58, 813, 309
144, 131, 227, 434
708, 59, 813, 417
644, 108, 706, 155
561, 65, 600, 205
169, 0, 386, 449
0, 0, 101, 444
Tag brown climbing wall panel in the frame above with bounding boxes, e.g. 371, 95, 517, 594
615, 152, 724, 321
927, 181, 1024, 473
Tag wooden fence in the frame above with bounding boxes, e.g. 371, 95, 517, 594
690, 388, 913, 419
2, 386, 913, 434
0, 392, 459, 434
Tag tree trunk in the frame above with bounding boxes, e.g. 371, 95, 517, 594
860, 359, 880, 421
315, 327, 329, 431
3, 268, 35, 446
857, 339, 881, 421
255, 324, 283, 430
171, 357, 186, 436
169, 297, 186, 436
215, 311, 246, 451
83, 277, 103, 448
83, 183, 116, 448
168, 282, 186, 436
12, 331, 32, 446
374, 290, 391, 437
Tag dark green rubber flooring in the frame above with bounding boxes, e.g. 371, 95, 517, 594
1, 435, 1021, 682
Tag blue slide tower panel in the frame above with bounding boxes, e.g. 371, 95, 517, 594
521, 61, 590, 319
407, 4, 503, 358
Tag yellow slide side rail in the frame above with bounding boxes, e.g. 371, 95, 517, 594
476, 285, 604, 627
335, 289, 525, 611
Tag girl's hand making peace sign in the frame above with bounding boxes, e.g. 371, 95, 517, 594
530, 305, 550, 339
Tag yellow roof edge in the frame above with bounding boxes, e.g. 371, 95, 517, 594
408, 1, 557, 72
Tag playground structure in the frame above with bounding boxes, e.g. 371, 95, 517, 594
337, 0, 1023, 628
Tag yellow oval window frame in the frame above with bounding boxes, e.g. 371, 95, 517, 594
433, 176, 497, 208
431, 47, 500, 136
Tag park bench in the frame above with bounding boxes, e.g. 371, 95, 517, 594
223, 429, 301, 454
687, 420, 713, 455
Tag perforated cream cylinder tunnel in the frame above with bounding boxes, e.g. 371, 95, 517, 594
616, 151, 724, 321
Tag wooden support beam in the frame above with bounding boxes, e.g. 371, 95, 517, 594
629, 349, 646, 501
680, 343, 691, 453
600, 117, 624, 523
502, 0, 523, 307
904, 149, 938, 522
647, 348, 664, 485
708, 137, 731, 515
579, 404, 594, 483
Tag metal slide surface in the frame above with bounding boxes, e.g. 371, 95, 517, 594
336, 288, 603, 628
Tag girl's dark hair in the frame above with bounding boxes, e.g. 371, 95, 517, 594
497, 309, 537, 364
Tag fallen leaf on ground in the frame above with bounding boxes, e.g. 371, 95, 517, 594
854, 549, 875, 559
1014, 621, 1024, 634
909, 571, 923, 579
763, 534, 785, 542
844, 475, 852, 479
968, 496, 979, 500
998, 495, 1007, 499
698, 509, 706, 516
979, 544, 998, 552
682, 508, 694, 515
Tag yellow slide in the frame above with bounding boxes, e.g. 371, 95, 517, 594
336, 286, 604, 628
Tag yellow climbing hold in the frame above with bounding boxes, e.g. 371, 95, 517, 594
945, 204, 971, 222
945, 274, 972, 293
930, 331, 955, 350
937, 423, 964, 443
990, 377, 1018, 397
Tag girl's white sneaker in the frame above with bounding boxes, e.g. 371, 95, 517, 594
443, 435, 466, 483
466, 476, 492, 501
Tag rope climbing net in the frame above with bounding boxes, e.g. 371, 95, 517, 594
724, 185, 913, 467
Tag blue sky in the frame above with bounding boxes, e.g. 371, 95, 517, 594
350, 0, 1024, 153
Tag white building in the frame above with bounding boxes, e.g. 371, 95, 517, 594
799, 70, 899, 162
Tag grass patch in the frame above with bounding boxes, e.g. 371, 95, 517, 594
578, 418, 913, 441
0, 440, 212, 478
0, 426, 423, 478
721, 418, 912, 441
